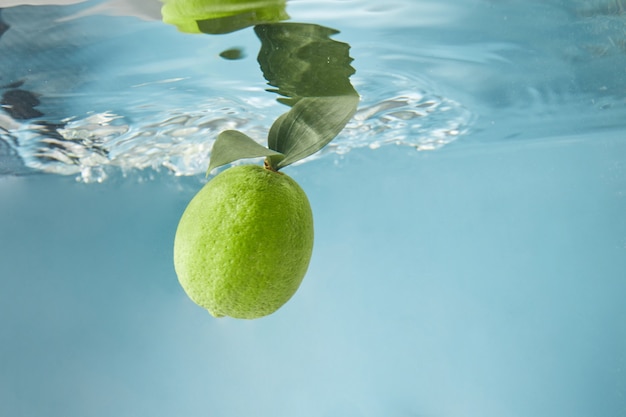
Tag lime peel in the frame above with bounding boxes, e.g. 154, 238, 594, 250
173, 165, 313, 319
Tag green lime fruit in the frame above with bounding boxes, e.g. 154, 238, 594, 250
173, 164, 314, 319
161, 0, 288, 34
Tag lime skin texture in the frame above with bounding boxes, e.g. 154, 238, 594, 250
173, 165, 314, 319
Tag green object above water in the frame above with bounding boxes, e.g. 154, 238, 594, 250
161, 0, 289, 34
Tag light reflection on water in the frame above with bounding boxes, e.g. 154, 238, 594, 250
1, 0, 477, 181
4, 0, 624, 181
1, 1, 477, 181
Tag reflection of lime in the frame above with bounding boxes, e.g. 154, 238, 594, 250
173, 165, 314, 319
161, 0, 289, 34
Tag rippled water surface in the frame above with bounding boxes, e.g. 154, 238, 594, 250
1, 1, 625, 416
2, 0, 623, 181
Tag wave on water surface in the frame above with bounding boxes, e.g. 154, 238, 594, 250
6, 0, 625, 182
0, 0, 478, 182
1, 71, 473, 183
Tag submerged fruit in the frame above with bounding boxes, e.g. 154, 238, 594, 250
173, 165, 314, 319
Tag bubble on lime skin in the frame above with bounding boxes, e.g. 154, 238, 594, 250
173, 165, 314, 319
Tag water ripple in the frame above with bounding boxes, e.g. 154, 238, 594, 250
3, 71, 473, 182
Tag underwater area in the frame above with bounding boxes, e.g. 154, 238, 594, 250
1, 0, 625, 416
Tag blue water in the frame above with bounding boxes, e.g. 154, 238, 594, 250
1, 1, 626, 416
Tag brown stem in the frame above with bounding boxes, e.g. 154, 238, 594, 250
264, 158, 277, 172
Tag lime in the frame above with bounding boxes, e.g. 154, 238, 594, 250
161, 0, 288, 34
173, 165, 314, 319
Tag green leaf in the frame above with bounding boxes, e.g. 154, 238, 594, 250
208, 130, 284, 174
255, 23, 359, 169
268, 94, 359, 169
255, 23, 357, 100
